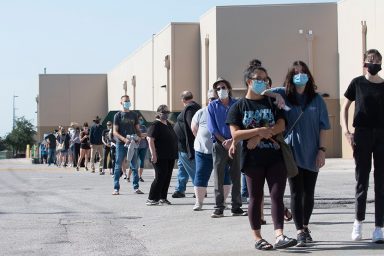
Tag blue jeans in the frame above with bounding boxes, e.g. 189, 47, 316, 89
174, 151, 196, 193
194, 151, 213, 187
137, 147, 147, 168
241, 172, 249, 198
47, 148, 55, 165
114, 143, 139, 191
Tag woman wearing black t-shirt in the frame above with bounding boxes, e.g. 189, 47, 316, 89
146, 105, 178, 206
342, 49, 384, 243
226, 62, 296, 250
76, 122, 91, 171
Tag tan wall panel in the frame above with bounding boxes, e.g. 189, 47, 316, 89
38, 74, 107, 140
172, 23, 201, 111
215, 4, 338, 99
200, 7, 218, 104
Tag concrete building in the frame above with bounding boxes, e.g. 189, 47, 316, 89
37, 0, 383, 158
38, 74, 108, 138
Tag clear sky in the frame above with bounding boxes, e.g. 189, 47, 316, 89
0, 0, 335, 137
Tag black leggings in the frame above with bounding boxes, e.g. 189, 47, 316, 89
288, 167, 318, 230
244, 160, 287, 230
148, 159, 175, 201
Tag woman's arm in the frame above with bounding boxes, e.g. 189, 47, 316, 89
230, 125, 274, 142
341, 99, 354, 147
147, 137, 157, 163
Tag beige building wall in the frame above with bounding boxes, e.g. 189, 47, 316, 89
338, 0, 384, 158
108, 23, 200, 114
38, 74, 108, 139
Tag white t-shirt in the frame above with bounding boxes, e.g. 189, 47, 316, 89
192, 107, 213, 154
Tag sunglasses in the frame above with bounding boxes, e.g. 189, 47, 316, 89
216, 86, 227, 91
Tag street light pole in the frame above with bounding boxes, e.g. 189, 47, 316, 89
13, 95, 18, 129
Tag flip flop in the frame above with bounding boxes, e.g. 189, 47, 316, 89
255, 239, 274, 250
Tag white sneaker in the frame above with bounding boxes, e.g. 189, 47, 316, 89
351, 220, 362, 241
372, 227, 384, 243
193, 203, 202, 211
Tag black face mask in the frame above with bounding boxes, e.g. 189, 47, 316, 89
364, 63, 382, 76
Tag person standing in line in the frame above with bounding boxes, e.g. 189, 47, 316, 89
227, 62, 297, 250
70, 125, 81, 168
208, 77, 246, 218
171, 91, 201, 198
112, 95, 142, 195
45, 130, 57, 166
90, 116, 104, 174
191, 89, 217, 210
127, 114, 148, 182
266, 60, 330, 246
57, 128, 70, 167
76, 123, 91, 171
101, 121, 113, 175
39, 139, 48, 164
146, 105, 178, 205
342, 49, 384, 243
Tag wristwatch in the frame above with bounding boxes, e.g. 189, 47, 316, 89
318, 147, 326, 152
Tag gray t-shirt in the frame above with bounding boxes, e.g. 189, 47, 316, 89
192, 107, 213, 154
113, 111, 139, 144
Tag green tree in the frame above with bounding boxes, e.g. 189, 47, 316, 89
0, 136, 8, 151
5, 117, 36, 155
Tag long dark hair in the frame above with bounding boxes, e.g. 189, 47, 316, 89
284, 61, 317, 106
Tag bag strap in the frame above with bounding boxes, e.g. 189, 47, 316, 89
284, 110, 303, 139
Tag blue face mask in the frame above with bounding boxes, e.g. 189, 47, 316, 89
293, 73, 309, 87
123, 101, 131, 110
251, 80, 267, 94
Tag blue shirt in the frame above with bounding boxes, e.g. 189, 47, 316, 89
271, 87, 330, 172
207, 97, 237, 142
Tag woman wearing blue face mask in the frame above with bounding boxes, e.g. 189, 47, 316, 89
266, 61, 330, 247
227, 61, 297, 250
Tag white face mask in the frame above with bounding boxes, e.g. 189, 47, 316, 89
217, 89, 229, 100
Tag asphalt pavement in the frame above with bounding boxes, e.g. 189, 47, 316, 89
0, 158, 383, 256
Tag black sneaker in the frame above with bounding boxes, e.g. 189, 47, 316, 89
231, 208, 248, 216
159, 199, 172, 205
296, 232, 307, 247
304, 228, 313, 243
211, 209, 224, 218
172, 191, 186, 198
274, 235, 297, 249
139, 177, 145, 182
146, 199, 159, 206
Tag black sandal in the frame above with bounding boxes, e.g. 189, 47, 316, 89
284, 207, 293, 221
255, 239, 274, 250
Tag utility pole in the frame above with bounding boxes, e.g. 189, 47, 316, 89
13, 95, 18, 129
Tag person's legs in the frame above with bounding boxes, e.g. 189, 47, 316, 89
228, 146, 242, 210
113, 143, 127, 192
148, 160, 167, 201
265, 161, 287, 233
354, 128, 373, 222
245, 167, 266, 231
102, 146, 110, 170
138, 148, 147, 179
76, 148, 85, 170
73, 143, 80, 167
241, 173, 249, 198
288, 169, 305, 230
90, 145, 96, 170
130, 149, 140, 191
179, 151, 196, 185
373, 129, 384, 228
302, 169, 319, 227
173, 158, 188, 195
160, 159, 175, 200
194, 152, 213, 209
212, 142, 227, 211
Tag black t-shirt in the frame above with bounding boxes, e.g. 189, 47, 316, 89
113, 111, 139, 144
344, 75, 384, 128
226, 97, 285, 170
102, 129, 111, 146
147, 120, 178, 160
45, 133, 57, 149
